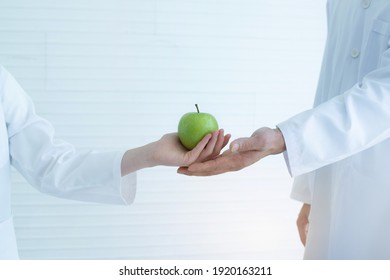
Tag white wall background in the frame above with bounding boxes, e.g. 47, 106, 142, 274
0, 0, 327, 259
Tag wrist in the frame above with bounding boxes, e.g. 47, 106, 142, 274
121, 143, 157, 176
148, 140, 163, 167
271, 128, 286, 154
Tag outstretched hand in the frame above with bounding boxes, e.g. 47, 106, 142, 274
177, 127, 286, 176
121, 129, 231, 176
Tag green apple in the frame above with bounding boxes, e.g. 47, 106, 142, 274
178, 104, 219, 150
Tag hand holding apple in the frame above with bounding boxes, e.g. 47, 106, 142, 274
121, 130, 231, 176
120, 105, 230, 176
153, 130, 230, 167
178, 104, 219, 150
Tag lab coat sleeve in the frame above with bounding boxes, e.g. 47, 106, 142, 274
290, 174, 312, 204
280, 150, 312, 203
1, 66, 137, 205
277, 48, 390, 177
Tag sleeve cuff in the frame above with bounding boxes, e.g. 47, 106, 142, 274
277, 120, 306, 177
115, 150, 137, 205
289, 174, 313, 204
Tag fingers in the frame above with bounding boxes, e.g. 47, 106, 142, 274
183, 129, 229, 166
202, 130, 220, 157
179, 150, 260, 176
230, 136, 259, 153
296, 204, 311, 246
208, 129, 230, 159
178, 159, 221, 176
186, 133, 212, 162
297, 217, 308, 246
221, 133, 232, 150
211, 129, 225, 157
196, 129, 230, 162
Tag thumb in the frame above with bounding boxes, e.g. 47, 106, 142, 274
230, 136, 259, 153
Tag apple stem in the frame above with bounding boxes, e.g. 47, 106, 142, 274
195, 104, 200, 113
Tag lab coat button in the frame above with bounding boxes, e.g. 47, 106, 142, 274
351, 48, 360, 58
361, 0, 371, 9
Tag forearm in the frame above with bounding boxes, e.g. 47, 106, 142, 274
121, 142, 158, 176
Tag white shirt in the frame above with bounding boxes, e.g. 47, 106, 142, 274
0, 66, 137, 259
278, 0, 390, 259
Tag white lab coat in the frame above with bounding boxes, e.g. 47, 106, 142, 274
278, 0, 390, 259
0, 66, 137, 259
